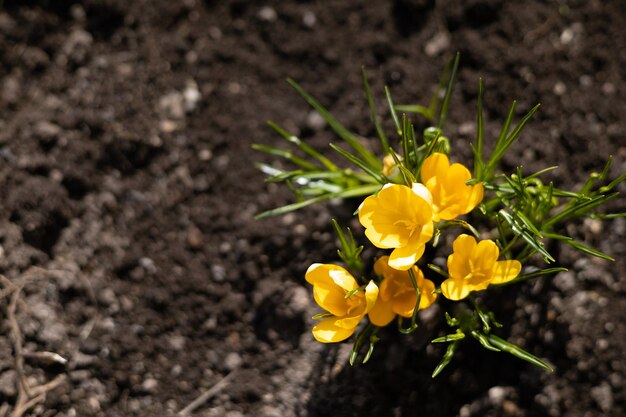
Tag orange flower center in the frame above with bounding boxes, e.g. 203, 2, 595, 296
393, 219, 419, 238
345, 292, 365, 315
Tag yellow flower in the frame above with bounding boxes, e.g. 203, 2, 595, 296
368, 256, 437, 327
305, 263, 378, 343
358, 183, 434, 271
420, 152, 484, 221
441, 234, 522, 300
382, 154, 398, 177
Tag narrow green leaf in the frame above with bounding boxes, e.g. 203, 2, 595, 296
445, 312, 459, 327
345, 284, 368, 299
362, 67, 389, 152
496, 267, 568, 286
252, 144, 319, 170
312, 312, 334, 320
499, 210, 554, 262
401, 114, 411, 171
486, 334, 553, 372
332, 218, 350, 253
590, 212, 626, 219
330, 143, 387, 184
255, 183, 381, 219
432, 331, 465, 343
486, 103, 541, 175
469, 297, 491, 334
544, 193, 619, 228
441, 219, 481, 238
471, 331, 501, 352
408, 268, 422, 328
394, 104, 431, 117
388, 147, 416, 185
566, 239, 614, 261
432, 341, 459, 378
526, 166, 560, 180
362, 332, 380, 364
599, 171, 626, 193
267, 121, 338, 171
474, 78, 484, 178
437, 52, 460, 130
427, 263, 450, 278
385, 86, 402, 135
288, 78, 381, 170
350, 323, 376, 366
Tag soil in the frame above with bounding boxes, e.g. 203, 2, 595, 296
0, 0, 624, 416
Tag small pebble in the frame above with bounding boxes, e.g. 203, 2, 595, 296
224, 352, 243, 371
258, 6, 277, 22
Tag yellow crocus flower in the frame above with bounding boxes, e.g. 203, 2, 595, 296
358, 183, 434, 271
421, 152, 484, 221
441, 234, 522, 301
368, 256, 437, 327
305, 263, 378, 343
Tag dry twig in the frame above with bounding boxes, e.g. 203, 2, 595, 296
177, 372, 235, 416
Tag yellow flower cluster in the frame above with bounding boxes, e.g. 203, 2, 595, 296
305, 264, 378, 343
441, 234, 521, 300
306, 152, 520, 342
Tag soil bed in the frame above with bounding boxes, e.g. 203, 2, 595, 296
0, 1, 624, 416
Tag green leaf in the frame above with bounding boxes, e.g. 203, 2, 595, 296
330, 144, 388, 184
388, 147, 416, 186
255, 183, 381, 219
474, 78, 485, 178
252, 144, 319, 170
432, 341, 459, 378
350, 323, 377, 366
471, 330, 501, 352
499, 209, 554, 262
486, 103, 541, 176
599, 171, 626, 193
362, 332, 380, 364
544, 192, 619, 228
394, 104, 431, 118
288, 78, 381, 170
432, 331, 465, 343
437, 52, 460, 130
385, 86, 402, 135
496, 267, 568, 286
486, 334, 553, 372
362, 67, 389, 152
267, 121, 338, 171
312, 312, 334, 320
565, 239, 614, 261
427, 263, 450, 278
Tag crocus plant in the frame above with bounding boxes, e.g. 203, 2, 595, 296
255, 54, 626, 376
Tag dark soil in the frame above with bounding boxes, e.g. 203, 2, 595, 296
0, 0, 624, 416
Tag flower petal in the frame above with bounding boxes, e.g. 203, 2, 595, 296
364, 280, 379, 313
373, 256, 390, 277
420, 152, 449, 184
417, 277, 437, 310
411, 183, 433, 206
368, 297, 396, 327
461, 183, 484, 214
365, 224, 405, 249
472, 239, 499, 272
306, 264, 357, 292
388, 239, 426, 271
312, 284, 349, 317
448, 234, 476, 279
490, 260, 522, 284
312, 317, 357, 343
440, 278, 473, 301
445, 163, 472, 194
